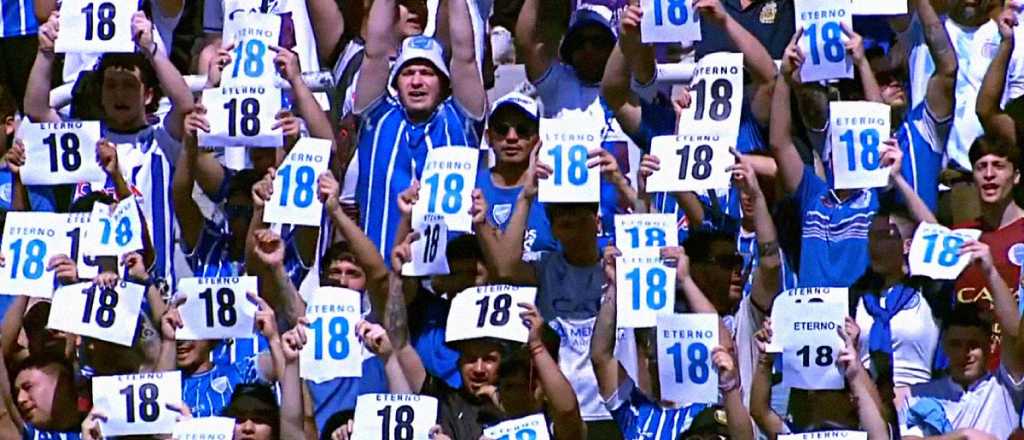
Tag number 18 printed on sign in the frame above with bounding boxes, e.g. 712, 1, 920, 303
830, 101, 891, 189
640, 0, 700, 43
56, 0, 137, 53
446, 285, 537, 344
538, 117, 601, 203
908, 223, 981, 280
414, 146, 478, 232
221, 12, 281, 86
200, 86, 284, 148
92, 371, 182, 436
484, 413, 551, 440
617, 253, 676, 328
47, 281, 144, 346
263, 137, 332, 226
795, 0, 853, 82
0, 212, 72, 298
352, 394, 438, 440
656, 313, 718, 404
175, 276, 259, 340
300, 286, 363, 383
19, 121, 106, 185
646, 135, 734, 193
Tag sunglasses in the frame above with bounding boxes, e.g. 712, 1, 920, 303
491, 121, 537, 137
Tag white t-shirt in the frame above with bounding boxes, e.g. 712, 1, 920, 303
901, 365, 1024, 439
854, 291, 941, 387
906, 17, 1024, 170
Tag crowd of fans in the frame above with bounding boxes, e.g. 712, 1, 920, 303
2, 0, 1024, 438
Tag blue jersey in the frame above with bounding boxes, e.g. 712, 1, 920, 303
895, 102, 951, 213
0, 170, 57, 212
184, 354, 266, 417
307, 357, 389, 431
794, 166, 877, 287
737, 229, 798, 298
22, 427, 80, 440
1, 0, 37, 37
476, 173, 559, 259
409, 289, 461, 389
606, 378, 707, 440
354, 96, 480, 265
183, 220, 310, 286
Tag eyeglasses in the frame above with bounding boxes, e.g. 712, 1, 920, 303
491, 121, 537, 137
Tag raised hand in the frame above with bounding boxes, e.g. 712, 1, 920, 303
356, 320, 393, 358
397, 180, 421, 217
252, 168, 275, 209
318, 171, 341, 214
48, 254, 79, 284
251, 228, 286, 268
123, 252, 150, 284
131, 11, 156, 55
780, 28, 805, 85
5, 139, 25, 175
250, 292, 279, 339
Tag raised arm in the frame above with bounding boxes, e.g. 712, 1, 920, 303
274, 46, 335, 140
352, 0, 398, 113
592, 247, 630, 400
883, 140, 938, 224
382, 268, 427, 392
0, 341, 24, 437
962, 241, 1024, 379
666, 246, 717, 314
769, 48, 806, 195
447, 0, 486, 118
522, 303, 585, 440
601, 42, 643, 135
917, 0, 957, 120
305, 0, 346, 64
279, 326, 307, 440
840, 318, 890, 440
358, 320, 415, 393
978, 11, 1017, 144
319, 172, 390, 313
696, 0, 777, 124
731, 155, 781, 313
24, 11, 61, 122
172, 107, 210, 251
714, 347, 754, 440
750, 320, 786, 439
515, 0, 563, 81
844, 24, 881, 103
249, 229, 306, 327
133, 12, 193, 142
471, 175, 539, 285
157, 299, 183, 373
0, 296, 29, 362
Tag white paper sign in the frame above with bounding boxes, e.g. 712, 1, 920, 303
908, 223, 982, 280
615, 214, 678, 255
65, 212, 100, 279
830, 101, 891, 189
351, 394, 438, 440
55, 0, 137, 53
401, 214, 450, 277
48, 280, 144, 346
92, 371, 182, 436
262, 137, 331, 226
767, 287, 848, 353
446, 285, 537, 344
645, 134, 735, 193
538, 116, 601, 203
0, 212, 72, 298
300, 286, 363, 382
677, 52, 744, 136
852, 0, 906, 15
413, 147, 478, 232
199, 86, 283, 147
221, 12, 281, 86
640, 0, 700, 43
616, 253, 676, 328
172, 416, 236, 439
656, 313, 718, 404
19, 121, 106, 185
796, 0, 854, 83
175, 276, 259, 340
775, 300, 846, 390
780, 431, 867, 440
83, 197, 145, 257
483, 413, 551, 440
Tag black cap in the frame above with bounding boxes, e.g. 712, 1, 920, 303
678, 405, 729, 439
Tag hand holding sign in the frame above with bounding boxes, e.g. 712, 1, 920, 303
92, 371, 182, 436
446, 285, 537, 344
48, 280, 145, 346
300, 287, 363, 382
837, 317, 865, 381
646, 135, 735, 192
908, 223, 982, 280
199, 86, 284, 148
175, 277, 259, 340
221, 12, 280, 86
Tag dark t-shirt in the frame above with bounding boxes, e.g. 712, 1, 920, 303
420, 375, 505, 439
694, 0, 795, 59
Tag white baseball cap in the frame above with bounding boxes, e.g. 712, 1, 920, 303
489, 92, 539, 122
390, 36, 450, 85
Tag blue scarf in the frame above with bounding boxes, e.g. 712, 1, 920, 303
862, 284, 917, 355
906, 398, 953, 436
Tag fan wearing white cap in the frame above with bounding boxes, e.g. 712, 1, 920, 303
476, 92, 559, 259
347, 0, 487, 262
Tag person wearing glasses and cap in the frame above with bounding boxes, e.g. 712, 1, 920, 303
350, 0, 487, 264
477, 92, 559, 260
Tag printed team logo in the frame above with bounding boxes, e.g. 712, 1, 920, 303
1008, 243, 1024, 267
760, 0, 778, 24
492, 203, 513, 225
0, 183, 11, 203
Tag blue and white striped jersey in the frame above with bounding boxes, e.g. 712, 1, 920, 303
895, 102, 952, 213
22, 425, 81, 440
182, 220, 311, 286
0, 0, 37, 38
353, 96, 481, 264
605, 377, 707, 440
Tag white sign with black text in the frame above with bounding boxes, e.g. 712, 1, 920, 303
48, 280, 144, 346
56, 0, 137, 53
446, 285, 537, 344
19, 121, 106, 185
200, 86, 284, 148
352, 394, 438, 440
676, 52, 744, 137
402, 214, 450, 277
646, 134, 734, 193
92, 371, 182, 436
175, 276, 259, 340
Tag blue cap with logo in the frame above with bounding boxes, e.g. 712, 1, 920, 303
390, 36, 451, 85
559, 4, 618, 63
